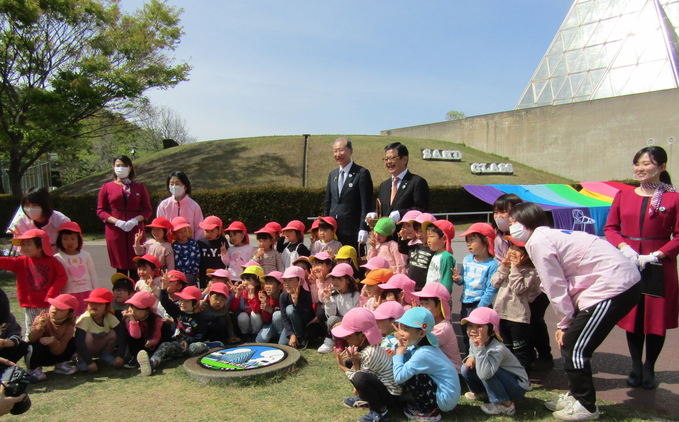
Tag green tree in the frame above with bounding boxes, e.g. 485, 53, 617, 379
0, 0, 191, 196
445, 110, 466, 121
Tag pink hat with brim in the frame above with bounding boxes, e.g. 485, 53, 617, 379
208, 283, 230, 297
281, 266, 309, 291
47, 294, 79, 311
360, 256, 389, 271
414, 213, 437, 224
265, 222, 283, 235
12, 229, 53, 257
331, 308, 382, 345
398, 210, 422, 224
261, 271, 284, 284
125, 291, 157, 310
84, 288, 114, 303
373, 301, 406, 321
174, 286, 202, 301
423, 220, 455, 254
282, 220, 305, 233
199, 216, 223, 230
310, 252, 333, 263
308, 219, 320, 231
240, 260, 259, 269
380, 274, 416, 302
171, 217, 190, 231
209, 269, 231, 280
461, 306, 502, 342
147, 217, 173, 242
58, 221, 82, 233
412, 282, 451, 320
167, 270, 188, 283
318, 216, 337, 231
504, 235, 526, 248
255, 226, 277, 235
459, 222, 496, 256
224, 221, 249, 244
326, 263, 357, 289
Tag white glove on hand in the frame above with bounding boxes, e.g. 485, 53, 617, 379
638, 254, 658, 270
358, 230, 369, 244
364, 212, 377, 224
114, 220, 126, 230
620, 245, 639, 264
388, 211, 400, 224
123, 219, 139, 232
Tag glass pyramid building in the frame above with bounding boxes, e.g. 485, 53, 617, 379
517, 0, 679, 108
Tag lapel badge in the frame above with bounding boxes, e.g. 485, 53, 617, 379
348, 183, 353, 188
660, 206, 666, 212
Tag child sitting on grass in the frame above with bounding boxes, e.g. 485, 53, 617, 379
111, 273, 135, 321
393, 307, 460, 421
332, 307, 401, 422
278, 266, 315, 349
367, 218, 405, 274
122, 291, 165, 369
134, 254, 162, 299
318, 263, 360, 354
229, 265, 265, 341
256, 271, 284, 344
74, 288, 127, 373
201, 283, 239, 345
26, 294, 79, 381
461, 307, 530, 416
0, 288, 26, 363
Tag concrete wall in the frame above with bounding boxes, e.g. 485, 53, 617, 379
382, 88, 679, 182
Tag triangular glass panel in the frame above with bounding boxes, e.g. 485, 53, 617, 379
609, 65, 636, 94
601, 0, 626, 19
563, 8, 581, 29
650, 60, 679, 90
589, 68, 607, 87
570, 71, 588, 93
608, 13, 637, 41
568, 31, 585, 51
518, 86, 536, 107
622, 0, 649, 16
620, 61, 660, 94
576, 1, 594, 24
537, 81, 554, 103
548, 36, 565, 55
590, 19, 615, 45
551, 75, 568, 97
585, 0, 601, 21
583, 44, 604, 67
612, 38, 640, 67
556, 78, 574, 99
592, 0, 612, 18
571, 23, 599, 50
535, 59, 551, 80
571, 50, 590, 72
554, 55, 570, 76
592, 74, 615, 98
577, 73, 595, 96
533, 80, 549, 100
547, 54, 563, 74
565, 50, 583, 71
561, 28, 578, 50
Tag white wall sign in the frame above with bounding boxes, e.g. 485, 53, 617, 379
470, 163, 513, 174
421, 149, 462, 161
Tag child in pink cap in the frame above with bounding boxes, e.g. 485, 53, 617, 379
171, 217, 201, 286
413, 283, 462, 371
280, 220, 311, 268
278, 266, 319, 349
196, 216, 227, 288
222, 221, 254, 280
378, 274, 416, 310
373, 301, 405, 354
453, 223, 499, 353
122, 291, 165, 369
398, 212, 436, 291
332, 307, 401, 422
461, 307, 530, 417
201, 283, 239, 345
1, 229, 67, 331
422, 220, 456, 294
253, 225, 285, 274
309, 216, 342, 256
318, 263, 361, 353
133, 216, 174, 272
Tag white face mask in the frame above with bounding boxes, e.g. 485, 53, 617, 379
169, 185, 185, 197
23, 206, 42, 221
509, 222, 531, 243
114, 166, 130, 179
495, 217, 510, 232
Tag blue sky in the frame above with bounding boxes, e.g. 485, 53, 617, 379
121, 1, 573, 142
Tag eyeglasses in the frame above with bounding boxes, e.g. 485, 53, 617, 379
382, 155, 401, 162
333, 148, 347, 154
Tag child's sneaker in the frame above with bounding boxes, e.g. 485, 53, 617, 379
99, 353, 116, 366
317, 338, 335, 354
123, 356, 138, 369
464, 391, 488, 402
404, 404, 441, 421
359, 407, 389, 422
29, 366, 46, 382
545, 392, 577, 411
137, 350, 154, 376
481, 401, 516, 416
205, 341, 224, 349
553, 400, 600, 421
343, 396, 369, 408
53, 361, 78, 375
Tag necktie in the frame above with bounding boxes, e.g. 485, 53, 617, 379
338, 170, 345, 195
390, 176, 399, 205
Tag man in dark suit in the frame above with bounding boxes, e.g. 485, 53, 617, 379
373, 142, 429, 223
324, 137, 374, 249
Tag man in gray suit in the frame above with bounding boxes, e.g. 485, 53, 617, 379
324, 137, 373, 250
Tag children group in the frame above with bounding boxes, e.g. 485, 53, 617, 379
0, 195, 563, 422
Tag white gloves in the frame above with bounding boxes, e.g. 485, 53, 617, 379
388, 211, 400, 224
115, 218, 139, 232
638, 254, 659, 270
358, 230, 369, 244
620, 245, 639, 264
365, 212, 377, 224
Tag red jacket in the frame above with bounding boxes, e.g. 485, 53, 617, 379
0, 256, 67, 308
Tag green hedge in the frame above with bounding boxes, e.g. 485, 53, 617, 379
0, 185, 491, 234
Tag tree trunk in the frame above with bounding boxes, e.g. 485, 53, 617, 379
8, 159, 23, 197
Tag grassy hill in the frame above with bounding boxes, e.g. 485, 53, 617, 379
55, 135, 573, 195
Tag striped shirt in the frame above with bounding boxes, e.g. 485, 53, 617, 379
346, 345, 402, 396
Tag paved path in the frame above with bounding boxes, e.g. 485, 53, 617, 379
86, 238, 679, 417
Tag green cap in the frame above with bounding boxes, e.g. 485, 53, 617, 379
374, 217, 396, 237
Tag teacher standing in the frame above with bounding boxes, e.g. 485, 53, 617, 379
604, 146, 679, 390
97, 156, 152, 280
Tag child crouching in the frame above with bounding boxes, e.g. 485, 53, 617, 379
461, 307, 530, 416
332, 307, 401, 422
122, 291, 165, 369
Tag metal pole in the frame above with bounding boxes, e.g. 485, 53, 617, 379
302, 134, 310, 188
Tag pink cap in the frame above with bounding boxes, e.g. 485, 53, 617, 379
281, 266, 309, 291
318, 216, 337, 231
504, 235, 526, 248
167, 270, 188, 283
224, 221, 249, 244
360, 256, 389, 271
380, 274, 416, 302
373, 301, 406, 321
265, 222, 283, 235
12, 229, 53, 257
412, 282, 451, 302
261, 271, 283, 284
310, 252, 333, 263
174, 286, 202, 301
326, 263, 354, 279
398, 210, 422, 224
423, 220, 455, 254
84, 288, 114, 303
331, 308, 382, 345
415, 213, 437, 224
282, 220, 305, 233
208, 283, 230, 297
199, 216, 223, 230
133, 254, 161, 270
459, 222, 496, 256
171, 217, 190, 231
125, 291, 157, 309
58, 221, 82, 233
47, 294, 79, 311
209, 269, 231, 280
240, 260, 259, 269
255, 225, 277, 235
461, 306, 502, 341
147, 217, 173, 242
308, 219, 320, 231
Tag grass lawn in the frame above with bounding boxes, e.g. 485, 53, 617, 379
0, 273, 674, 422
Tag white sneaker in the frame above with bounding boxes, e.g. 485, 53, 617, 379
553, 400, 600, 421
545, 392, 576, 411
317, 343, 334, 354
481, 401, 515, 416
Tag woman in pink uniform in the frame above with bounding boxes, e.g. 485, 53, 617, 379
509, 202, 640, 421
604, 146, 679, 390
97, 156, 153, 280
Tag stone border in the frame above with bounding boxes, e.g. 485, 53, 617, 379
183, 343, 301, 383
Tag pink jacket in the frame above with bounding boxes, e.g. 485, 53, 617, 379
367, 240, 406, 274
156, 195, 204, 239
526, 227, 640, 329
